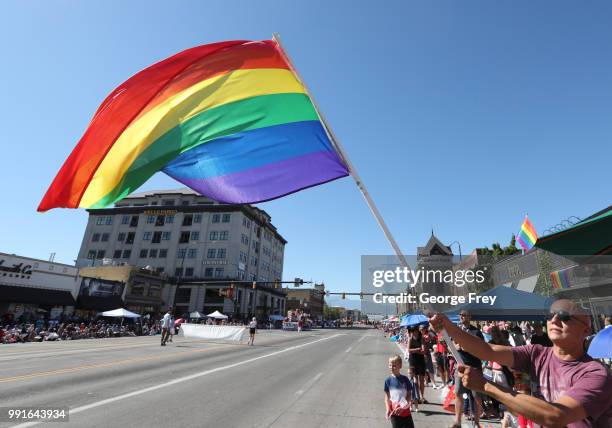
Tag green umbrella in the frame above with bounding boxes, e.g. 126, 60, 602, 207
535, 206, 612, 257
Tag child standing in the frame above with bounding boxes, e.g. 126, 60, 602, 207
384, 355, 416, 428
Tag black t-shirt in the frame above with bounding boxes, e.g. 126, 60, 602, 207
408, 337, 425, 365
458, 324, 484, 368
530, 332, 553, 347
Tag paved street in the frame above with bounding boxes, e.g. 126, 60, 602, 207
0, 328, 500, 428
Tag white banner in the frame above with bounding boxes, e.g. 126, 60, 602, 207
179, 323, 247, 343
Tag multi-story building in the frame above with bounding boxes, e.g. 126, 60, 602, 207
75, 188, 287, 317
286, 283, 325, 321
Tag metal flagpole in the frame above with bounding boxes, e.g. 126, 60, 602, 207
272, 33, 464, 364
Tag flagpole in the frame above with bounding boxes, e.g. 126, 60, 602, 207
272, 33, 463, 364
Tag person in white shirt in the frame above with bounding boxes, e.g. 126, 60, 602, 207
161, 308, 172, 346
248, 317, 257, 346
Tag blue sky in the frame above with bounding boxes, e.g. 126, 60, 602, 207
2, 1, 611, 296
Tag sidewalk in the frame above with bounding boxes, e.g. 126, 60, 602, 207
395, 341, 503, 428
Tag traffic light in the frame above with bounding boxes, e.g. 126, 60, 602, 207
275, 279, 280, 289
360, 292, 364, 300
341, 293, 346, 299
294, 277, 303, 287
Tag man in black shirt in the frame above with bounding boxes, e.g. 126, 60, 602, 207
452, 310, 485, 428
529, 322, 553, 347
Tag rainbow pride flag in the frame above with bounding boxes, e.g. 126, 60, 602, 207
38, 40, 349, 211
517, 216, 538, 251
550, 267, 572, 289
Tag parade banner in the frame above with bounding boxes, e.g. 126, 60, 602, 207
179, 323, 247, 343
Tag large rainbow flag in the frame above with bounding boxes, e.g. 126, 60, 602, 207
38, 40, 349, 211
517, 216, 538, 251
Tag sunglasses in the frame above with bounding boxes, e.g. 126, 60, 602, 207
546, 310, 587, 326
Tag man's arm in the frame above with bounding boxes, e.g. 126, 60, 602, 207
458, 365, 588, 428
429, 314, 514, 367
480, 374, 587, 427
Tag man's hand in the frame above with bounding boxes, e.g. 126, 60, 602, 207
429, 313, 451, 332
458, 365, 486, 393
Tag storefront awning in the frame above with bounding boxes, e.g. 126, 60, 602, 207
0, 284, 75, 306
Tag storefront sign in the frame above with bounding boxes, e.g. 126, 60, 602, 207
0, 259, 33, 275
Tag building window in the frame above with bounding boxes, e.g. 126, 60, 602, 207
187, 249, 197, 259
175, 267, 183, 277
143, 232, 152, 241
155, 215, 165, 226
242, 217, 251, 228
239, 251, 248, 263
222, 214, 230, 223
241, 234, 249, 245
204, 268, 214, 277
162, 232, 171, 241
185, 267, 194, 277
162, 199, 175, 206
101, 233, 109, 242
207, 249, 216, 259
177, 248, 187, 259
118, 233, 125, 242
126, 232, 135, 244
92, 233, 100, 242
209, 231, 218, 241
238, 269, 245, 280
122, 249, 131, 258
183, 214, 193, 226
194, 214, 202, 223
121, 216, 130, 225
139, 249, 148, 258
251, 256, 257, 266
219, 231, 229, 241
96, 250, 105, 259
181, 200, 190, 206
146, 215, 155, 224
214, 268, 224, 278
217, 249, 226, 259
159, 249, 168, 258
87, 250, 96, 259
96, 217, 104, 225
105, 216, 113, 225
191, 231, 200, 241
155, 267, 165, 273
113, 250, 122, 259
165, 215, 174, 224
149, 249, 158, 258
130, 216, 139, 227
212, 214, 220, 223
152, 231, 162, 244
179, 231, 190, 243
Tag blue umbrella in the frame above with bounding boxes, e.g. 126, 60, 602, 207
588, 327, 612, 359
400, 313, 429, 328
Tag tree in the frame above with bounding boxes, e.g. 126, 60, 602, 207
323, 305, 342, 320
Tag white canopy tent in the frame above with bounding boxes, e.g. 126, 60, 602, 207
190, 311, 205, 319
101, 308, 141, 318
207, 310, 228, 319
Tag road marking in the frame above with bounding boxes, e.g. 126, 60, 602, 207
0, 342, 161, 361
345, 346, 353, 353
10, 334, 343, 428
295, 372, 323, 395
0, 345, 228, 383
358, 335, 367, 342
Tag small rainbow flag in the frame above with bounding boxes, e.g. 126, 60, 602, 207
38, 39, 349, 211
550, 267, 572, 289
517, 216, 538, 251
